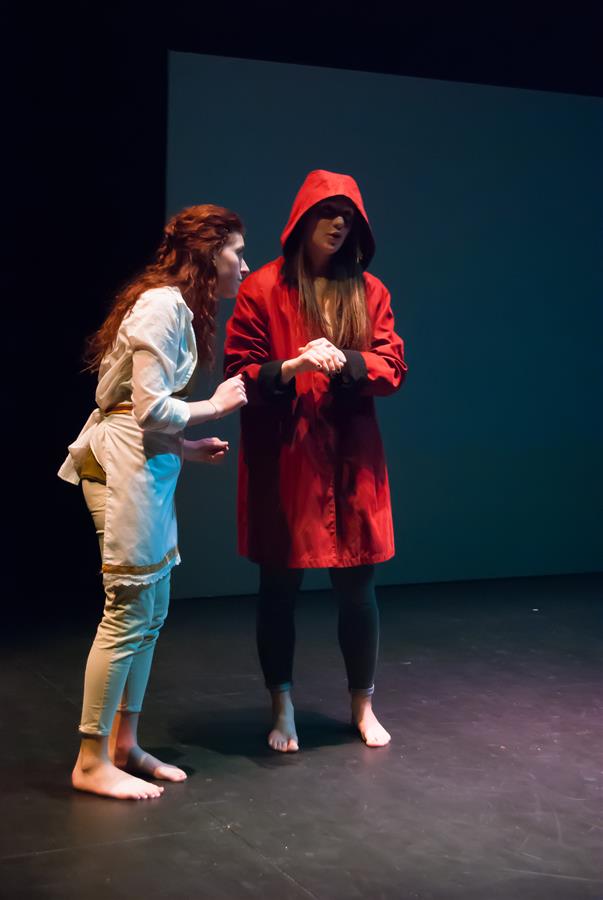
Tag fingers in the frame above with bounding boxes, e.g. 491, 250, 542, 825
206, 440, 229, 452
302, 338, 344, 355
298, 339, 346, 371
303, 348, 343, 374
218, 376, 247, 411
305, 338, 330, 348
305, 351, 331, 371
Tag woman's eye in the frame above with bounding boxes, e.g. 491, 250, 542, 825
322, 206, 352, 222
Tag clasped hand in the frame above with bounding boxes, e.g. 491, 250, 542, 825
183, 437, 229, 464
290, 338, 346, 376
209, 374, 247, 416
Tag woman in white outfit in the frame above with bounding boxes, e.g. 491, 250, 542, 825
59, 205, 249, 800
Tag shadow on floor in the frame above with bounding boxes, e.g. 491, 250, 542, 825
171, 705, 356, 761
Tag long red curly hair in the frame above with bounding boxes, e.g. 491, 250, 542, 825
85, 204, 244, 371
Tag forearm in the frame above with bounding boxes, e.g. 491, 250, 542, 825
181, 439, 198, 461
359, 351, 407, 395
330, 349, 406, 397
186, 399, 220, 427
280, 359, 297, 384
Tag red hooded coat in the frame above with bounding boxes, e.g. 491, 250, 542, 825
224, 170, 407, 568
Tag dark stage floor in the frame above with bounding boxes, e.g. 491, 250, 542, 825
1, 574, 601, 899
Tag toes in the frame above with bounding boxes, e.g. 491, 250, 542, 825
154, 765, 187, 782
116, 780, 163, 800
363, 730, 391, 747
268, 732, 296, 752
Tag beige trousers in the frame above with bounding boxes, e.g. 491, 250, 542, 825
79, 480, 170, 736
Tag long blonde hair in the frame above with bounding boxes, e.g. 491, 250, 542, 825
282, 217, 370, 350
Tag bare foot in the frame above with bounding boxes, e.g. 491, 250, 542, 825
72, 755, 163, 800
351, 697, 391, 748
114, 745, 187, 782
268, 693, 299, 753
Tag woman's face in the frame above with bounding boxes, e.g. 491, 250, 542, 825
215, 231, 249, 299
304, 197, 356, 260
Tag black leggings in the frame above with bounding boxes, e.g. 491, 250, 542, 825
257, 564, 379, 695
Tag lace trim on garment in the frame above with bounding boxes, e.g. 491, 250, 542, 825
102, 545, 180, 576
102, 551, 181, 588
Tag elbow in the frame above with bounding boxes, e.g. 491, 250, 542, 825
133, 397, 188, 434
132, 399, 167, 432
133, 406, 161, 432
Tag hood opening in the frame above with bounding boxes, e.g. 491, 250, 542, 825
280, 170, 376, 270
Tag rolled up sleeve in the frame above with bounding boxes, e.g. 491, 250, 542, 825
124, 291, 191, 434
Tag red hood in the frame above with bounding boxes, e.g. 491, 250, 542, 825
280, 169, 375, 269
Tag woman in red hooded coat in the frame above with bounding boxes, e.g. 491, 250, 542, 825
224, 170, 407, 751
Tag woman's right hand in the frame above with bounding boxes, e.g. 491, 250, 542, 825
210, 374, 247, 417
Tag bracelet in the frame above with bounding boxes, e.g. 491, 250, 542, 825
208, 399, 218, 419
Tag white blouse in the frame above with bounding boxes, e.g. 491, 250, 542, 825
59, 286, 197, 485
58, 286, 198, 587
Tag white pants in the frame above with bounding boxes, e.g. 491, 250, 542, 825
79, 480, 170, 736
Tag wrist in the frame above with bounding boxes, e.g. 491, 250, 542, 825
280, 359, 297, 384
207, 398, 220, 419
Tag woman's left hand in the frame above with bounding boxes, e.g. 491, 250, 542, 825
183, 437, 230, 464
297, 338, 346, 371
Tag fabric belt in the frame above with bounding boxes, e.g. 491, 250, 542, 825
105, 403, 133, 416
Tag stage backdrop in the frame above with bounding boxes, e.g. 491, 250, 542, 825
166, 51, 602, 599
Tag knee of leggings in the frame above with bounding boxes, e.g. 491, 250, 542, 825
331, 564, 374, 587
141, 623, 162, 644
144, 608, 169, 641
259, 567, 303, 593
257, 592, 296, 618
338, 593, 378, 616
331, 565, 375, 599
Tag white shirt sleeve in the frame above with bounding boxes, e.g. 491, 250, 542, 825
123, 289, 191, 434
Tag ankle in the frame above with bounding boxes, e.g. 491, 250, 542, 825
77, 735, 110, 771
111, 711, 140, 750
351, 693, 373, 716
114, 734, 138, 752
271, 690, 294, 714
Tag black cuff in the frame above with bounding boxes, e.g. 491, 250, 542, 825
257, 360, 296, 401
332, 350, 368, 390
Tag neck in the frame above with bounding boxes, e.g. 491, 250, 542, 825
306, 245, 331, 278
